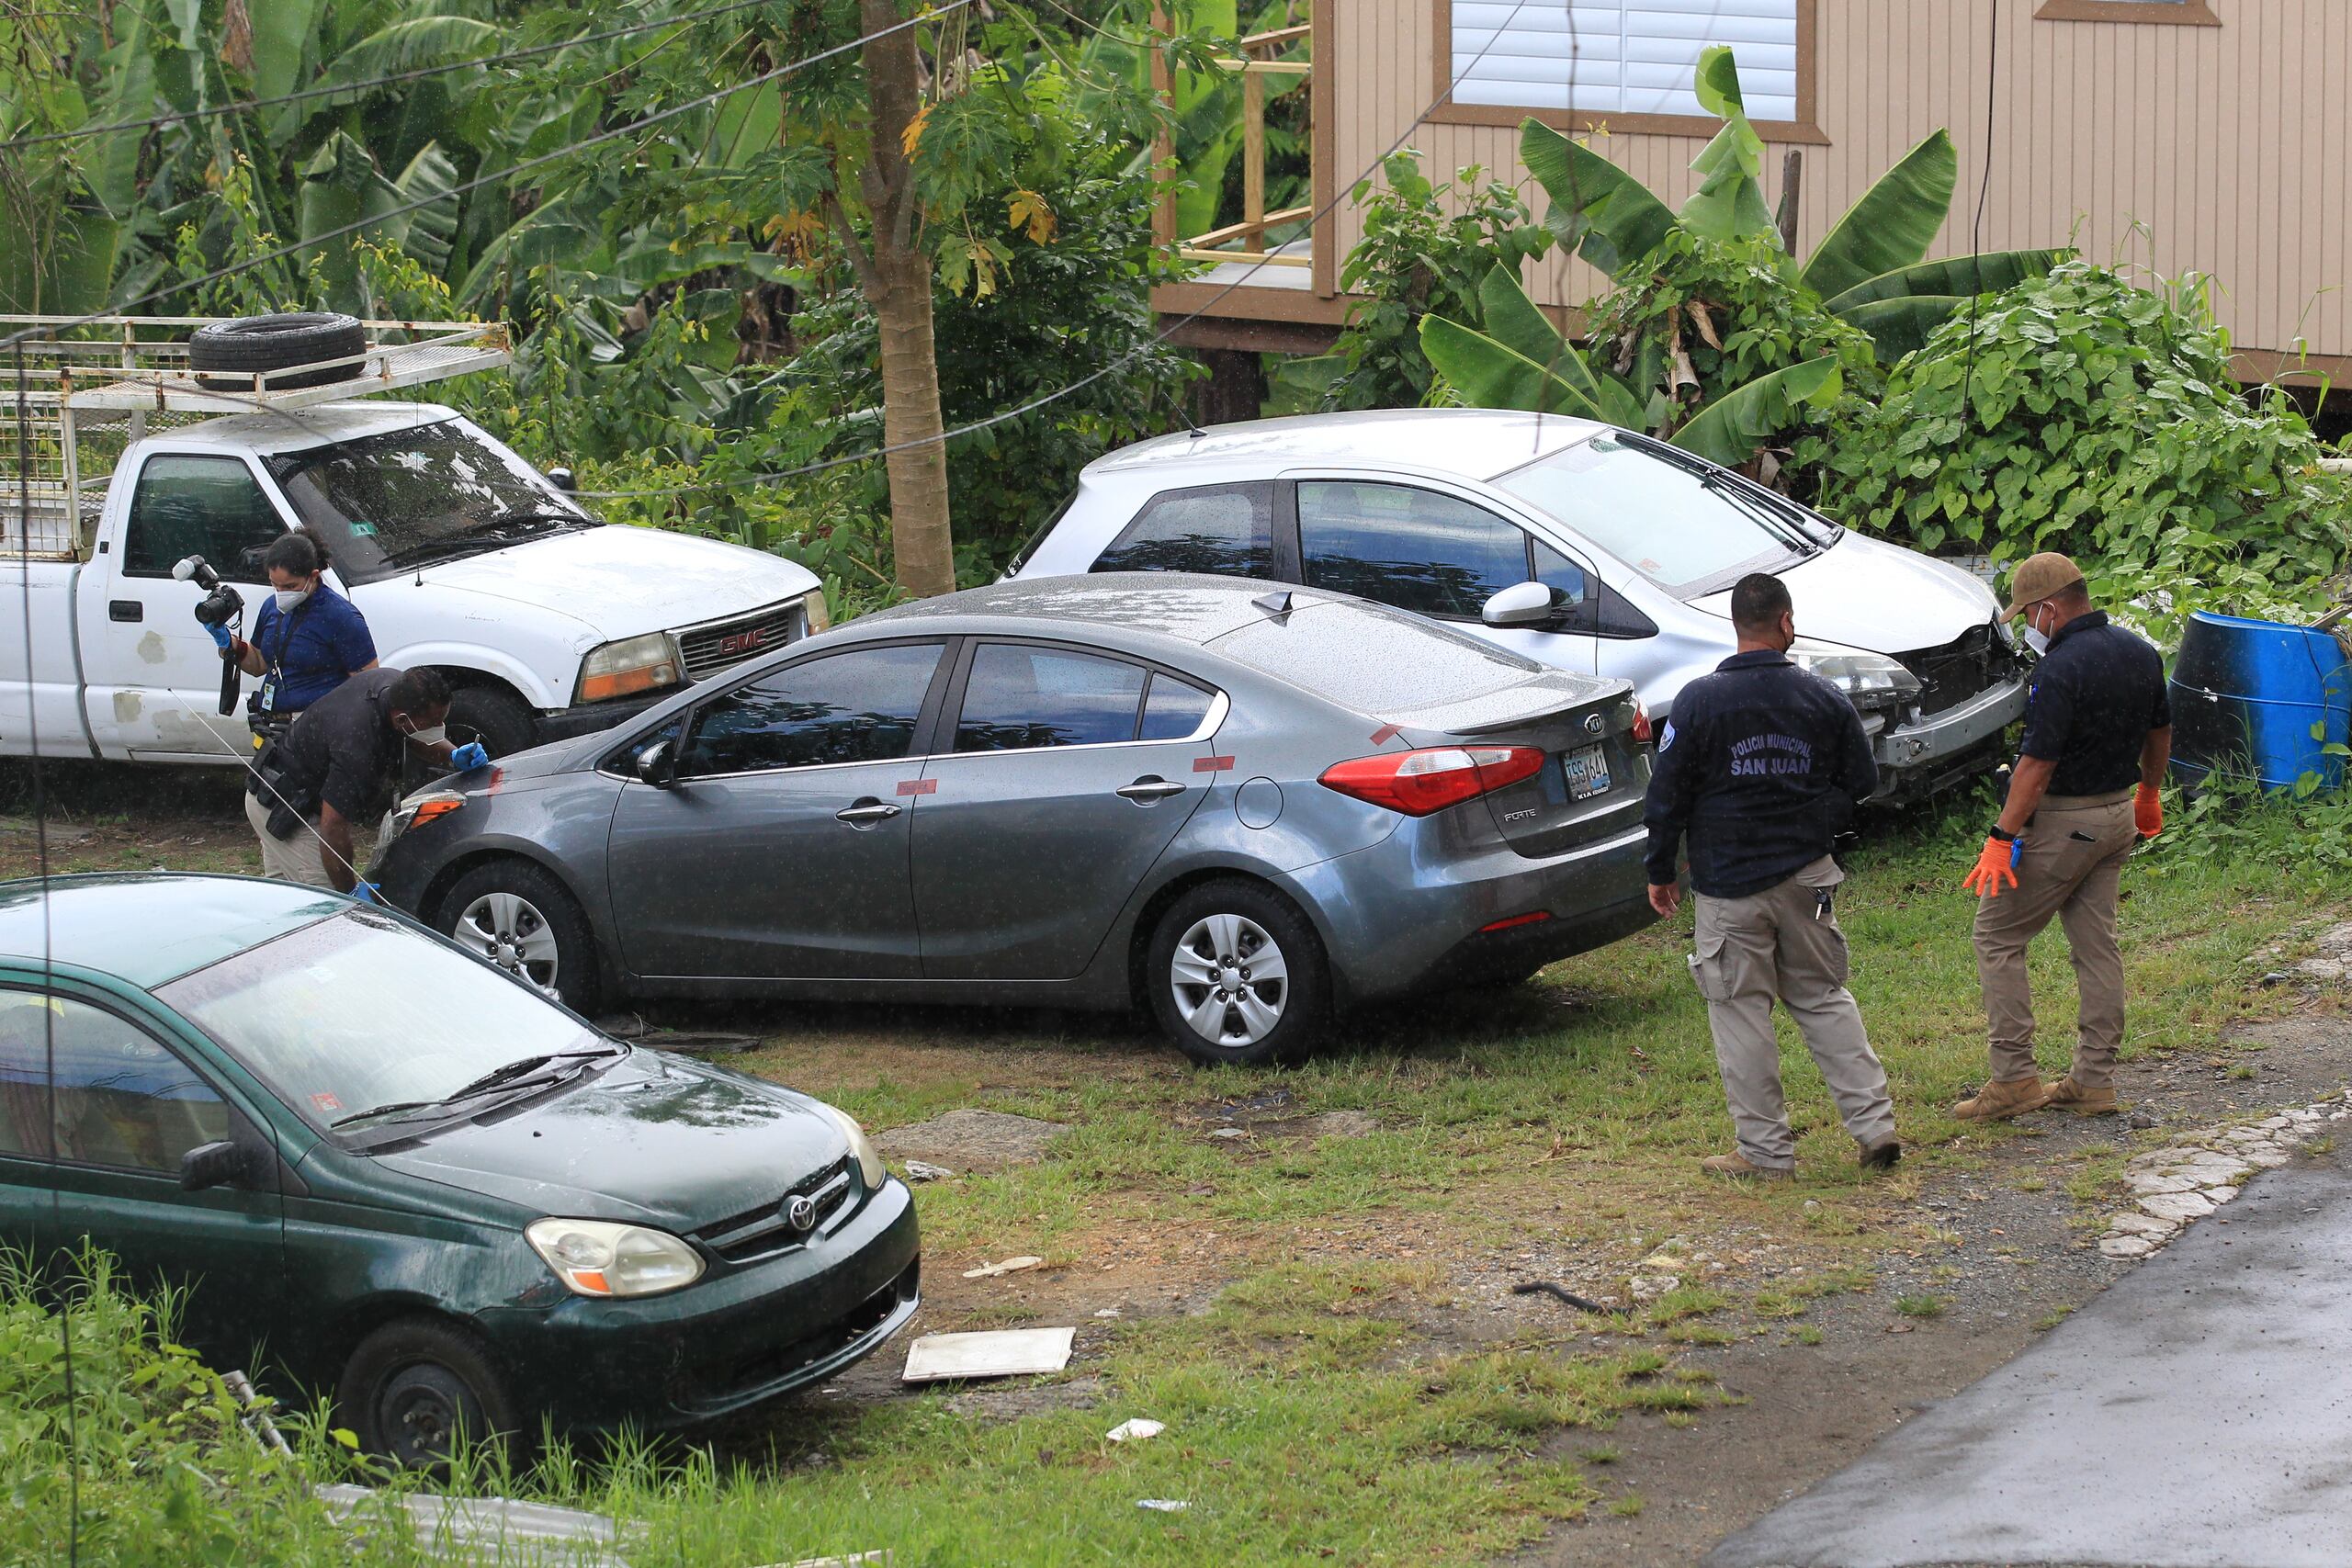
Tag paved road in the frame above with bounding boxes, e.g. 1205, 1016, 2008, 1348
1707, 1149, 2352, 1568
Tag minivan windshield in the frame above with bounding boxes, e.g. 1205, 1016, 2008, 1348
267, 419, 594, 583
1493, 433, 1804, 598
160, 910, 608, 1134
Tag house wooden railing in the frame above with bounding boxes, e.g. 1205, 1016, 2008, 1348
1151, 10, 1313, 271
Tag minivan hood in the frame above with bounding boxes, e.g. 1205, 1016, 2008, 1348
1688, 533, 2001, 654
415, 525, 818, 640
375, 1050, 849, 1230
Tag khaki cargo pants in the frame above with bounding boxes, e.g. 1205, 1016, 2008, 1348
1690, 855, 1897, 1169
1972, 790, 2137, 1089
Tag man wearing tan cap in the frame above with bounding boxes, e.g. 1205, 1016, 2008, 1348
1955, 552, 2171, 1120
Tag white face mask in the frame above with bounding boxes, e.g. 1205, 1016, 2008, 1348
2021, 604, 2052, 657
273, 585, 313, 615
401, 721, 448, 748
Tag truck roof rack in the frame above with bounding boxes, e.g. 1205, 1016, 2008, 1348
1, 316, 512, 561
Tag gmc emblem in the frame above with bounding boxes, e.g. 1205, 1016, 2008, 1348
719, 626, 771, 657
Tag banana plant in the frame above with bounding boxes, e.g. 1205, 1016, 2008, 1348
1419, 265, 1842, 468
1521, 45, 2068, 360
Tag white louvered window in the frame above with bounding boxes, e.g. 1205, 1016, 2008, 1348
1451, 1, 1802, 122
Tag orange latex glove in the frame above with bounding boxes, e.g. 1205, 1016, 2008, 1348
1962, 834, 2021, 898
2135, 783, 2164, 840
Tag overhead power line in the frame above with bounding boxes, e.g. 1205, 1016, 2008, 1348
0, 0, 781, 153
579, 0, 1548, 497
0, 1, 977, 358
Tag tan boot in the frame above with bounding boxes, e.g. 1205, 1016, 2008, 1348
1952, 1077, 2050, 1121
1700, 1151, 1792, 1181
2042, 1076, 2119, 1115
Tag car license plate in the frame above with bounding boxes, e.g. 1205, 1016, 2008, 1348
1562, 744, 1611, 801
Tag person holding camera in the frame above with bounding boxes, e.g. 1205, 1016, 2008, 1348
199, 528, 378, 721
245, 665, 487, 896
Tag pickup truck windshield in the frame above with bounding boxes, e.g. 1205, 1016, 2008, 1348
266, 419, 594, 583
1492, 433, 1804, 600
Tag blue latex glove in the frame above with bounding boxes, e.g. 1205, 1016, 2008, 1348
204, 623, 233, 651
449, 741, 491, 771
349, 881, 383, 906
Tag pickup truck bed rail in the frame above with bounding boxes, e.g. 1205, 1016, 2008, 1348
1, 316, 511, 560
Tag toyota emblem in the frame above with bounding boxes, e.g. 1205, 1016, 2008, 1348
1583, 713, 1607, 737
785, 1194, 819, 1233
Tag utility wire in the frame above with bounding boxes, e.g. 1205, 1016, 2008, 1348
14, 340, 76, 1568
579, 0, 1546, 499
0, 1, 976, 358
0, 0, 782, 153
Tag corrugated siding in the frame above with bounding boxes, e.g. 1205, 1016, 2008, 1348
1322, 0, 2352, 364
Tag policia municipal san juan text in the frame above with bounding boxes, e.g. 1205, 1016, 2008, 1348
1642, 572, 1902, 1180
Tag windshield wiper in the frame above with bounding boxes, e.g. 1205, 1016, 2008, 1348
1695, 469, 1820, 557
328, 1045, 623, 1129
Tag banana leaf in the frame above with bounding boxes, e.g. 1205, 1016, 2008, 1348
1521, 119, 1676, 277
1822, 248, 2074, 312
1420, 315, 1618, 423
1474, 266, 1645, 428
1679, 47, 1774, 244
374, 141, 459, 276
247, 0, 323, 102
1798, 130, 1958, 301
272, 16, 497, 141
1668, 355, 1842, 468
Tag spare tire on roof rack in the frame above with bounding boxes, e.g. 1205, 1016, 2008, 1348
187, 311, 369, 391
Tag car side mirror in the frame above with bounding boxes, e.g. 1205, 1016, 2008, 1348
545, 466, 577, 493
636, 739, 678, 789
1482, 581, 1560, 629
179, 1138, 257, 1192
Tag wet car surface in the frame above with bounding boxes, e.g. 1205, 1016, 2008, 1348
374, 574, 1658, 1066
0, 874, 918, 1466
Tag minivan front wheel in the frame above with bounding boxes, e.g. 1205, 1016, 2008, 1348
340, 1320, 521, 1472
1146, 880, 1329, 1066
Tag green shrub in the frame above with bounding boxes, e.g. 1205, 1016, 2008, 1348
0, 1251, 396, 1566
1589, 229, 1882, 483
1302, 151, 1553, 412
1816, 261, 2351, 636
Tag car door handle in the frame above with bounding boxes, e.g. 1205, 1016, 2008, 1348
1115, 777, 1187, 803
108, 600, 142, 623
835, 799, 904, 827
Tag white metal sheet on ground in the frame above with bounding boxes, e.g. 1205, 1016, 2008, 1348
900, 1326, 1076, 1383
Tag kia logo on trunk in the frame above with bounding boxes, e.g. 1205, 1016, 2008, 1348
1583, 713, 1606, 737
720, 627, 770, 657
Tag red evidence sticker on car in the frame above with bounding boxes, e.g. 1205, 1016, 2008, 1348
1193, 756, 1236, 773
897, 778, 938, 796
310, 1091, 342, 1113
1371, 724, 1402, 744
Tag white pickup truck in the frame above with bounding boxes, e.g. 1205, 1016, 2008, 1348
0, 314, 822, 765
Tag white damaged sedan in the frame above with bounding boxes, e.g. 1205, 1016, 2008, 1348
1011, 410, 2024, 799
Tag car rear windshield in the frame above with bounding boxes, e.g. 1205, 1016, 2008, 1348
266, 419, 594, 583
159, 909, 600, 1129
1210, 599, 1543, 715
1493, 433, 1800, 598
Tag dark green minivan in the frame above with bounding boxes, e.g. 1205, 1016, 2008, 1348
0, 874, 920, 1465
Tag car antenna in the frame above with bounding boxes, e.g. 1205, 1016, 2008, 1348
1159, 387, 1204, 439
1252, 588, 1295, 619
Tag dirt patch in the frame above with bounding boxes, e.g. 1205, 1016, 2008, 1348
874, 1110, 1071, 1172
1517, 1018, 2352, 1567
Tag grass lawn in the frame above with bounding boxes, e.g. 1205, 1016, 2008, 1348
6, 765, 2346, 1564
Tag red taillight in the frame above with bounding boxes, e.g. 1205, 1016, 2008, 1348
1479, 910, 1554, 933
1317, 746, 1546, 817
1631, 702, 1654, 745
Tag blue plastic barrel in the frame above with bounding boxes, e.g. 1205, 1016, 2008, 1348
2168, 610, 2352, 792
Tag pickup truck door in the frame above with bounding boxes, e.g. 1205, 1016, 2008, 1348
80, 451, 289, 761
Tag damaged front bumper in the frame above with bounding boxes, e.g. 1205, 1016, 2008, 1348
1869, 676, 2027, 798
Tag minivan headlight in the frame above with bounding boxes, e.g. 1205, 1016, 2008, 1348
526, 1217, 704, 1298
820, 1103, 888, 1189
578, 632, 683, 704
1788, 638, 1923, 707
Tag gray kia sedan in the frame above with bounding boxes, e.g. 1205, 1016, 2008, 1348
373, 576, 1654, 1065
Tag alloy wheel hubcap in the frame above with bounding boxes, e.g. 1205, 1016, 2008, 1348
1170, 913, 1289, 1047
454, 892, 560, 995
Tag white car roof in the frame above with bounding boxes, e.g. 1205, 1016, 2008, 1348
1083, 409, 1606, 484
155, 400, 466, 458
